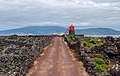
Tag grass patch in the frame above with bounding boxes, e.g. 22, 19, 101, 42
93, 57, 105, 65
90, 54, 101, 58
82, 37, 104, 48
66, 35, 78, 45
94, 54, 101, 58
92, 57, 108, 74
0, 46, 4, 54
96, 64, 107, 73
0, 68, 5, 72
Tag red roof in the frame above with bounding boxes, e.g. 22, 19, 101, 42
69, 25, 74, 31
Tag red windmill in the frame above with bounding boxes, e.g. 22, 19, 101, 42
69, 25, 75, 35
69, 25, 74, 31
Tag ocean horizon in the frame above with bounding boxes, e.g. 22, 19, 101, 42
85, 35, 120, 37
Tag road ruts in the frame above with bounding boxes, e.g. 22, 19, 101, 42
27, 37, 88, 76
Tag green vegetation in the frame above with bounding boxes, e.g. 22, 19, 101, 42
96, 64, 107, 73
94, 54, 101, 58
66, 35, 79, 45
92, 56, 108, 74
81, 37, 111, 74
0, 68, 5, 72
82, 37, 104, 48
0, 46, 4, 54
93, 57, 105, 65
66, 35, 72, 41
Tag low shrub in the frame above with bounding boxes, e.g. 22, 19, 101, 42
95, 54, 101, 58
96, 64, 107, 73
93, 57, 105, 65
82, 37, 104, 48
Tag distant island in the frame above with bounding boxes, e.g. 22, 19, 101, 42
76, 28, 120, 35
0, 26, 120, 35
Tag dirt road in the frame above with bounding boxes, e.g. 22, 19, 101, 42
27, 37, 88, 76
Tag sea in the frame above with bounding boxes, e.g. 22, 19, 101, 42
85, 35, 120, 38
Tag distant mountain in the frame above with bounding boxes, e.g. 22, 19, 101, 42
0, 26, 120, 35
76, 28, 120, 35
0, 26, 66, 35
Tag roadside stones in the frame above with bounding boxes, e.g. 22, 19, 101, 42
109, 64, 120, 76
0, 35, 52, 76
65, 36, 120, 76
80, 52, 97, 76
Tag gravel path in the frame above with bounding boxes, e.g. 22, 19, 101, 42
27, 37, 88, 76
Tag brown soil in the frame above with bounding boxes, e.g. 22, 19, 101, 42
26, 37, 89, 76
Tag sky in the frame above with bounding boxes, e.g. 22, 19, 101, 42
0, 0, 120, 30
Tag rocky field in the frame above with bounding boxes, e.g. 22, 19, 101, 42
65, 35, 120, 76
0, 35, 52, 76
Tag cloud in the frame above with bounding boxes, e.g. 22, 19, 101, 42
0, 0, 120, 30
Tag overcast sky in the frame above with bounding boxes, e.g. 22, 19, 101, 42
0, 0, 120, 30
